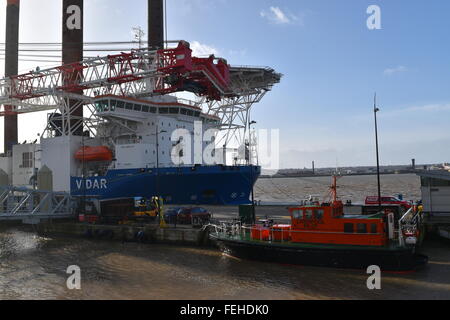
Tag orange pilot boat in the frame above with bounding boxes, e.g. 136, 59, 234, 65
75, 146, 113, 162
211, 176, 428, 271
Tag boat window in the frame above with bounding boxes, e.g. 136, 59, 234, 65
344, 223, 354, 234
194, 111, 201, 117
116, 101, 125, 109
134, 104, 142, 112
332, 207, 343, 217
95, 100, 109, 112
357, 223, 367, 234
141, 105, 150, 113
150, 107, 157, 113
125, 103, 133, 110
370, 224, 378, 234
314, 209, 324, 220
180, 108, 188, 115
305, 209, 313, 220
292, 209, 303, 220
187, 110, 194, 116
160, 107, 169, 114
169, 108, 179, 114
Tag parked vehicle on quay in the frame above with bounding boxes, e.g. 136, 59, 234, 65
165, 207, 212, 226
365, 196, 412, 209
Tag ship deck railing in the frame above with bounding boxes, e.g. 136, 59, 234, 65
398, 207, 423, 246
0, 186, 75, 224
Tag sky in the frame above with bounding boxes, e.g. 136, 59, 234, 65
1, 0, 450, 169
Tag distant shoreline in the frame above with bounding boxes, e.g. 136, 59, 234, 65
259, 171, 418, 179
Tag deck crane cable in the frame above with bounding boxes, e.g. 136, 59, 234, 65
0, 41, 147, 46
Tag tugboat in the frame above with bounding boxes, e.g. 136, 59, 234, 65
211, 176, 428, 271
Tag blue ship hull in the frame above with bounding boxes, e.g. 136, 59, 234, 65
71, 165, 260, 205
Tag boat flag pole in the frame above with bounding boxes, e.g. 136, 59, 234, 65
373, 93, 382, 211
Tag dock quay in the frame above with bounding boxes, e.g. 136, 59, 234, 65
0, 201, 446, 247
0, 205, 291, 247
28, 205, 292, 246
34, 221, 214, 247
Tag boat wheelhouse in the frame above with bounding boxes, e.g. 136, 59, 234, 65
288, 201, 388, 246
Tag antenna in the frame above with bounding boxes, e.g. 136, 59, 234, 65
335, 156, 340, 176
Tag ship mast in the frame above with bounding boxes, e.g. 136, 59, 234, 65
331, 175, 338, 204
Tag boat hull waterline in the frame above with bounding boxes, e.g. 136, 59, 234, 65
214, 237, 428, 272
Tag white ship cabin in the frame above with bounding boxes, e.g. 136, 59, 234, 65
91, 94, 222, 170
417, 171, 450, 224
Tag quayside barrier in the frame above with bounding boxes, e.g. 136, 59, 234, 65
0, 186, 74, 224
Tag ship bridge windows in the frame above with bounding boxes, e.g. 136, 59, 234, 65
116, 100, 125, 109
112, 100, 157, 113
102, 98, 203, 117
109, 100, 117, 111
179, 108, 200, 117
180, 108, 200, 117
95, 100, 109, 112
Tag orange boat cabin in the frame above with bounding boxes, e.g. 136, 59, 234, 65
288, 201, 388, 246
250, 201, 390, 247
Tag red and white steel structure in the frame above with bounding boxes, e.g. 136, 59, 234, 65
0, 41, 281, 149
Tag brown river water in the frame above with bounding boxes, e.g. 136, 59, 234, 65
0, 174, 449, 300
255, 174, 422, 204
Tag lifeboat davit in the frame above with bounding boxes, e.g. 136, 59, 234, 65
75, 146, 113, 162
